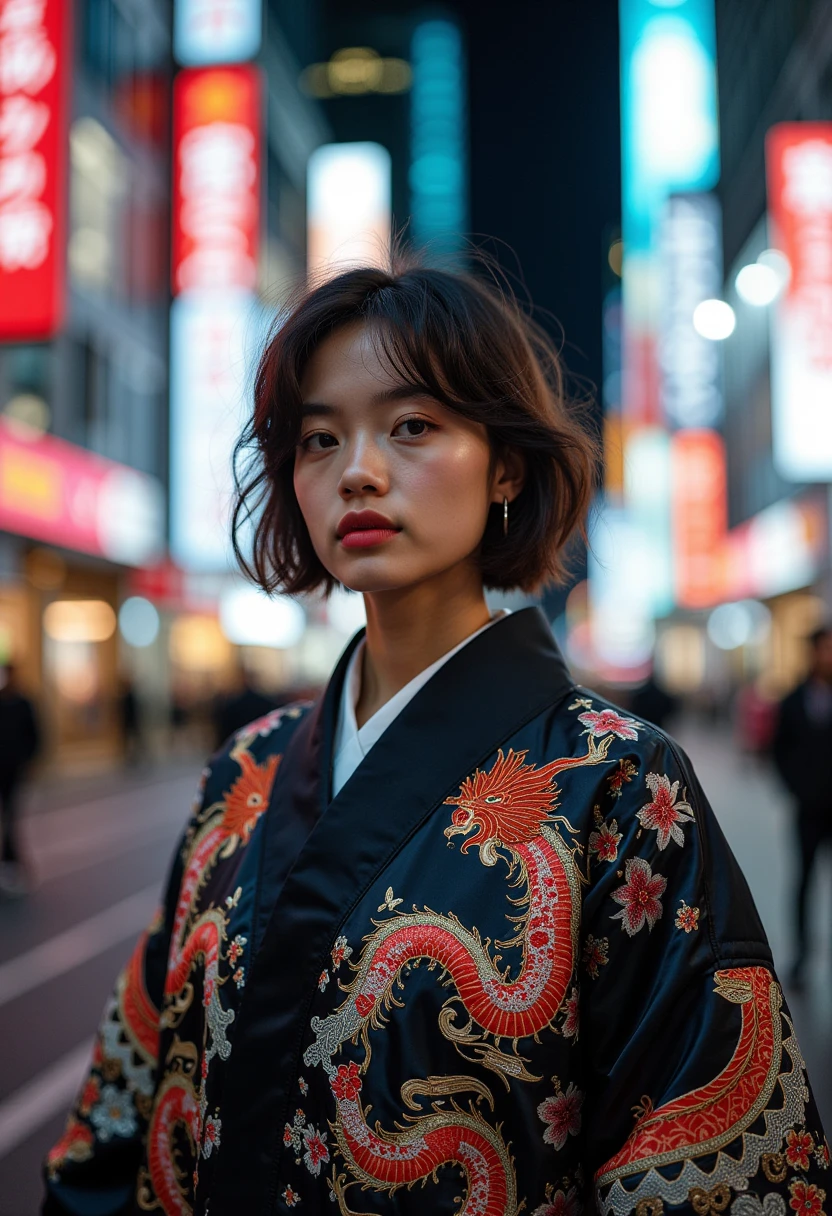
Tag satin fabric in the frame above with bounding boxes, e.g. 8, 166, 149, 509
43, 609, 828, 1216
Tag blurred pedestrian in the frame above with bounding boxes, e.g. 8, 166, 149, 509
0, 663, 40, 897
629, 670, 677, 730
735, 679, 777, 759
211, 661, 286, 749
119, 677, 144, 767
772, 626, 832, 985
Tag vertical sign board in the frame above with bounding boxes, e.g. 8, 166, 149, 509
172, 65, 261, 295
0, 0, 69, 338
409, 19, 467, 256
619, 0, 719, 426
659, 192, 724, 429
307, 143, 392, 280
170, 64, 263, 571
169, 291, 262, 572
766, 123, 832, 481
671, 428, 727, 609
174, 0, 262, 67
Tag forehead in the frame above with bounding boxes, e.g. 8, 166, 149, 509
300, 322, 400, 399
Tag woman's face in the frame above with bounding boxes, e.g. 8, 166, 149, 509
294, 322, 506, 595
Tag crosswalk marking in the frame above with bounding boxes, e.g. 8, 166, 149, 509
0, 1039, 93, 1160
0, 885, 158, 1009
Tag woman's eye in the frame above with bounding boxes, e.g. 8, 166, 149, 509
301, 432, 338, 452
393, 418, 434, 438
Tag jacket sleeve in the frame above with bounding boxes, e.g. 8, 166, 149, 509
581, 730, 829, 1216
41, 769, 209, 1216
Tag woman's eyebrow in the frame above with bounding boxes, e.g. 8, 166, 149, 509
301, 402, 339, 418
371, 384, 435, 404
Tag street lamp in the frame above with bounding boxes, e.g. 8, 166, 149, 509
692, 298, 736, 340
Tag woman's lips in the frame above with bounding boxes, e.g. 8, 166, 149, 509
340, 528, 400, 549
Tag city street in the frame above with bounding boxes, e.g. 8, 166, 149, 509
0, 722, 830, 1214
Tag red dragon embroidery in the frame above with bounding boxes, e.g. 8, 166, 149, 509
305, 740, 612, 1215
126, 745, 279, 1216
595, 967, 809, 1216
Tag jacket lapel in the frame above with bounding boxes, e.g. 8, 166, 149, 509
212, 607, 574, 1212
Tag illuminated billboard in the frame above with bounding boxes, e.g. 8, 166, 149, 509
0, 0, 70, 339
619, 0, 719, 424
659, 192, 724, 428
174, 0, 262, 67
172, 65, 262, 295
671, 428, 727, 609
170, 291, 264, 571
307, 142, 392, 279
0, 418, 164, 564
766, 123, 832, 481
409, 19, 467, 254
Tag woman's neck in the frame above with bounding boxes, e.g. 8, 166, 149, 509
355, 566, 491, 728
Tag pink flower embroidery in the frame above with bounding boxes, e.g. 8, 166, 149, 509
582, 934, 609, 978
533, 1185, 580, 1216
787, 1128, 815, 1172
589, 819, 622, 863
636, 773, 694, 850
611, 857, 667, 936
302, 1124, 329, 1176
332, 1062, 362, 1103
537, 1081, 583, 1150
282, 1183, 301, 1207
298, 1076, 308, 1096
578, 709, 640, 741
675, 900, 700, 933
561, 987, 579, 1040
318, 970, 329, 992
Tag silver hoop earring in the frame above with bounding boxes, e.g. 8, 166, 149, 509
503, 496, 509, 537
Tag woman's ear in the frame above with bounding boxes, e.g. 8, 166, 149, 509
491, 448, 526, 505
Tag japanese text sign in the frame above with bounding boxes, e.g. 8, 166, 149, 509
0, 0, 69, 338
172, 65, 261, 295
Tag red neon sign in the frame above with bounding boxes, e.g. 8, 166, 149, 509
0, 0, 70, 339
672, 428, 727, 610
172, 65, 261, 296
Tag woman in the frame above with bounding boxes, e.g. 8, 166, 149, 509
45, 261, 828, 1216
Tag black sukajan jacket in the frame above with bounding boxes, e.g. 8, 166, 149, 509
44, 609, 829, 1216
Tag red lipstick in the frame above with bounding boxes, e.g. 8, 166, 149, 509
337, 509, 401, 550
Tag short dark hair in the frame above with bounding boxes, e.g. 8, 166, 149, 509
232, 253, 600, 595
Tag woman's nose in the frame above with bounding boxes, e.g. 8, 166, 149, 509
339, 437, 389, 498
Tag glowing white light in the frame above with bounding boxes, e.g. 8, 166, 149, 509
326, 586, 367, 635
707, 600, 771, 650
307, 143, 392, 277
757, 247, 790, 280
119, 597, 160, 648
219, 586, 306, 649
735, 262, 781, 306
632, 23, 717, 183
692, 298, 735, 340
